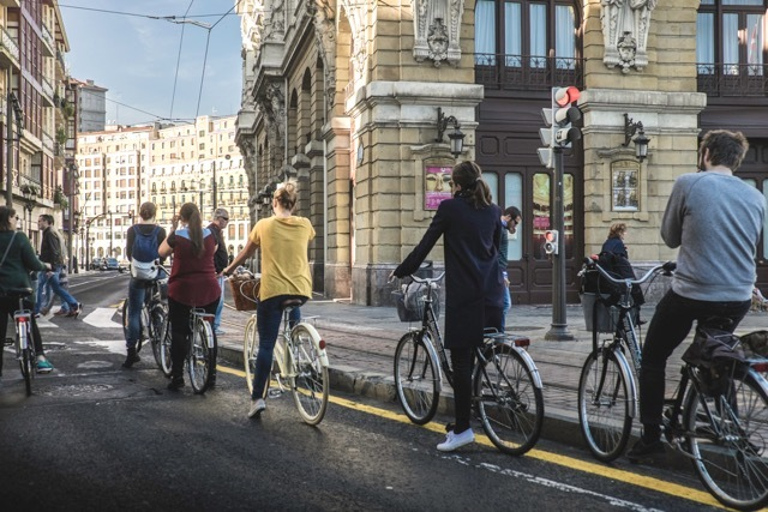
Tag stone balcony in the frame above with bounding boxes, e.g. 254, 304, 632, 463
40, 23, 54, 57
0, 26, 19, 70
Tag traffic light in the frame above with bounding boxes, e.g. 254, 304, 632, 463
544, 230, 559, 255
552, 86, 582, 148
537, 108, 554, 169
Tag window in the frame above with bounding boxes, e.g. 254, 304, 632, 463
698, 0, 765, 76
474, 0, 577, 68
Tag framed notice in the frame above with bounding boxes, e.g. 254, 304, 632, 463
611, 166, 639, 211
424, 165, 452, 210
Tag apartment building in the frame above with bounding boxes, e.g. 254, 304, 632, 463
77, 115, 250, 267
0, 1, 72, 257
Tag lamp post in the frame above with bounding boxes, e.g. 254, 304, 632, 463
623, 113, 651, 162
436, 108, 465, 158
108, 210, 114, 257
199, 178, 205, 212
20, 184, 37, 238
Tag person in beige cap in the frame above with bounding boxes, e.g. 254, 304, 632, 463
208, 208, 230, 335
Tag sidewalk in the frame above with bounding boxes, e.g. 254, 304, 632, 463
215, 297, 768, 451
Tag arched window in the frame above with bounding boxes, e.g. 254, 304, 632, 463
698, 0, 765, 78
474, 0, 578, 69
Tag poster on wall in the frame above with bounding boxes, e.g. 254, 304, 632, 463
425, 165, 452, 210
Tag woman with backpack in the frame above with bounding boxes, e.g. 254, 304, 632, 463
123, 202, 166, 368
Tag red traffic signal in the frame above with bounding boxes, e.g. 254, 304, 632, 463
554, 86, 580, 107
544, 230, 559, 255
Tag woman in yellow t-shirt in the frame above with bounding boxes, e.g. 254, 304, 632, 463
224, 182, 315, 418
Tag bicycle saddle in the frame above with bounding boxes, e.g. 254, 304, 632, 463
3, 287, 33, 298
280, 298, 305, 309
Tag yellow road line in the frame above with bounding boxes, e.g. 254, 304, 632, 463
217, 365, 724, 509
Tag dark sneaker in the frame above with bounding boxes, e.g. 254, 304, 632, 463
167, 376, 185, 391
121, 349, 141, 369
627, 438, 665, 463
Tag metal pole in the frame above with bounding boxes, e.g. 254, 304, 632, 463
212, 160, 217, 210
545, 147, 574, 341
67, 167, 74, 271
109, 211, 113, 257
5, 69, 12, 207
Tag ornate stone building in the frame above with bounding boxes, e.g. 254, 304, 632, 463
235, 0, 766, 305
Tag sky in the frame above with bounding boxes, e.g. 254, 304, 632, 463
59, 1, 244, 126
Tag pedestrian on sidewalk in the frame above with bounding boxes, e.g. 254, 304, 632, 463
499, 206, 521, 331
392, 160, 504, 452
36, 214, 81, 318
208, 208, 230, 336
224, 182, 316, 418
42, 228, 71, 316
158, 203, 220, 391
628, 130, 766, 462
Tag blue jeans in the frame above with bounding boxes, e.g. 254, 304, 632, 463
639, 290, 751, 437
252, 295, 303, 400
126, 279, 150, 350
213, 275, 225, 331
501, 286, 511, 331
42, 266, 79, 311
34, 271, 49, 315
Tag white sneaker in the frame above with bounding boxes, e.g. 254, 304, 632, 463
215, 329, 227, 336
248, 398, 266, 418
437, 428, 475, 452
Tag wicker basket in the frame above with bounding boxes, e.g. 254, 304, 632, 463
230, 273, 261, 311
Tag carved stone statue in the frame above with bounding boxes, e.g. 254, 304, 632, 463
601, 0, 657, 72
413, 0, 464, 67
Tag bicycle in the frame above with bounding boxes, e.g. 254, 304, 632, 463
1, 287, 37, 396
121, 274, 171, 376
392, 272, 544, 456
239, 270, 330, 425
186, 307, 217, 394
578, 258, 768, 510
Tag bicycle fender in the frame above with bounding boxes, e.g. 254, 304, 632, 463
611, 349, 638, 419
511, 344, 544, 390
298, 322, 329, 367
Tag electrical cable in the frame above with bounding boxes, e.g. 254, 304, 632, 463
170, 0, 197, 120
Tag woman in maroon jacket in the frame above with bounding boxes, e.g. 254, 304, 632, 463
393, 160, 504, 452
158, 203, 221, 390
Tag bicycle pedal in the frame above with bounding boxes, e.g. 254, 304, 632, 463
267, 389, 284, 399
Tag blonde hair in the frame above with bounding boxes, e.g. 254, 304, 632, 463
274, 181, 298, 211
608, 223, 627, 239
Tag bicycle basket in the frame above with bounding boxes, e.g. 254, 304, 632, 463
229, 273, 260, 311
392, 282, 440, 323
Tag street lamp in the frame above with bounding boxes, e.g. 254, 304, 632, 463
20, 184, 37, 238
623, 113, 651, 162
436, 108, 465, 159
108, 210, 114, 257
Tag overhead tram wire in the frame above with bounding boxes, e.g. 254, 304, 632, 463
170, 0, 197, 120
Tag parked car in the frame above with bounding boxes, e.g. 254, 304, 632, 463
101, 258, 120, 271
118, 260, 129, 273
90, 258, 103, 271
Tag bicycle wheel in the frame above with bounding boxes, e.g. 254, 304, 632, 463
685, 370, 768, 510
149, 305, 170, 375
474, 344, 543, 455
577, 347, 633, 462
243, 316, 258, 395
290, 324, 329, 425
187, 318, 217, 394
394, 331, 440, 425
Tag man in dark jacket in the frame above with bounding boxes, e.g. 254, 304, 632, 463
36, 214, 80, 317
208, 208, 229, 335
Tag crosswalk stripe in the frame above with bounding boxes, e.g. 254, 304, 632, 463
82, 307, 123, 329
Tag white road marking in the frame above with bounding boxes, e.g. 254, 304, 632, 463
74, 339, 125, 355
82, 308, 122, 329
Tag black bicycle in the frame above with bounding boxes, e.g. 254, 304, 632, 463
578, 258, 768, 510
1, 288, 37, 395
121, 275, 170, 376
392, 272, 544, 455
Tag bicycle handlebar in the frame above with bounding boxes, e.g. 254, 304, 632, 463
407, 272, 446, 285
580, 257, 675, 286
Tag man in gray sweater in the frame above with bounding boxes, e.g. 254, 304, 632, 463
628, 130, 766, 462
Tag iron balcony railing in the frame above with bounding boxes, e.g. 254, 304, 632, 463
697, 62, 768, 97
0, 25, 19, 66
475, 53, 584, 91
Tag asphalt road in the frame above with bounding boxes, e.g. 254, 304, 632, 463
0, 272, 732, 511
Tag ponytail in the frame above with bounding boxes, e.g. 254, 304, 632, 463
452, 160, 492, 209
179, 202, 205, 258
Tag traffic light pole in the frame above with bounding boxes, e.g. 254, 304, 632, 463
545, 147, 574, 341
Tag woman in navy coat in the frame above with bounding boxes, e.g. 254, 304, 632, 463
393, 160, 504, 452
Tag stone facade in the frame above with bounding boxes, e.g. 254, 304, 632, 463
236, 0, 710, 305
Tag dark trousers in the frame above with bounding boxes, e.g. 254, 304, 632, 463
450, 348, 475, 433
0, 297, 44, 355
167, 297, 219, 378
252, 295, 303, 400
639, 290, 750, 437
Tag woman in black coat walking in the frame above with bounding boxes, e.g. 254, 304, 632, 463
392, 160, 504, 452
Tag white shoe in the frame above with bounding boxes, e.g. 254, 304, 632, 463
248, 398, 266, 418
437, 428, 475, 452
215, 329, 227, 336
